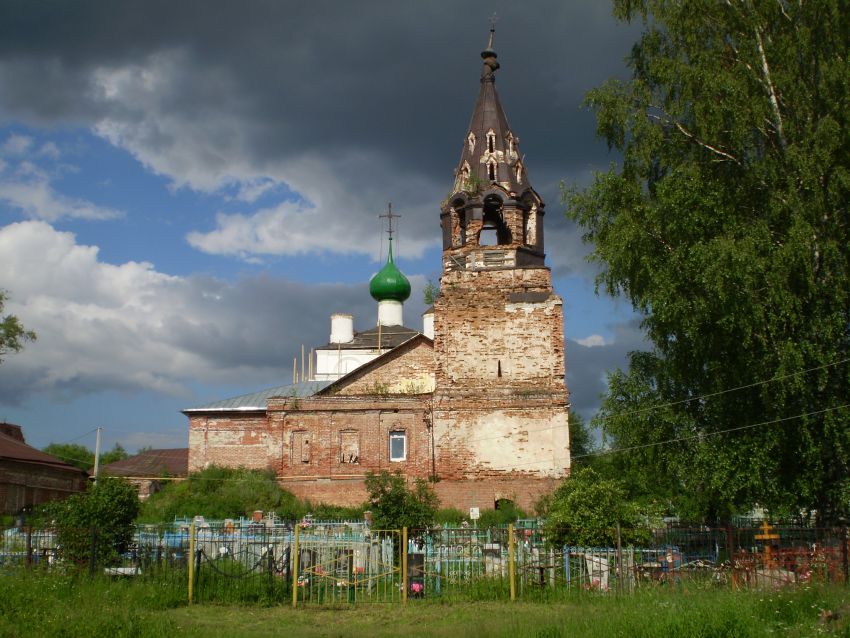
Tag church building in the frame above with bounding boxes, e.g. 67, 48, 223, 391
184, 30, 571, 512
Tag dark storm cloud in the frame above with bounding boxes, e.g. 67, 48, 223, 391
566, 319, 648, 420
0, 1, 636, 189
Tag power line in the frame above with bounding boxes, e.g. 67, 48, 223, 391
592, 356, 850, 423
457, 355, 850, 447
503, 402, 850, 469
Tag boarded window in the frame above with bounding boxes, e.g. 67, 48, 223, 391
339, 430, 360, 464
292, 431, 310, 464
389, 430, 406, 462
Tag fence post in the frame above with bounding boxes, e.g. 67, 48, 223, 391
291, 524, 300, 609
509, 524, 516, 601
616, 522, 623, 594
402, 527, 408, 604
25, 526, 32, 568
88, 526, 97, 577
188, 522, 195, 604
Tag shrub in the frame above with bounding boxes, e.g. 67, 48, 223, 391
364, 470, 438, 531
44, 478, 140, 567
544, 467, 659, 547
138, 465, 304, 522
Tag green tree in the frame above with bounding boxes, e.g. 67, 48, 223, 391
565, 0, 850, 523
423, 279, 440, 306
138, 465, 304, 523
100, 443, 129, 465
544, 467, 657, 547
0, 290, 35, 363
44, 479, 140, 567
42, 443, 94, 471
568, 411, 595, 461
364, 470, 438, 531
42, 442, 129, 472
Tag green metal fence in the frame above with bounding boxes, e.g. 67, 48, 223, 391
3, 522, 848, 605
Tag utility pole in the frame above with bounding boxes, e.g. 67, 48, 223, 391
92, 427, 102, 485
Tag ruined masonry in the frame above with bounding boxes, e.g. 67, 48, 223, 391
184, 30, 571, 512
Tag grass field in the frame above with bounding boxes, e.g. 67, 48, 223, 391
1, 570, 848, 637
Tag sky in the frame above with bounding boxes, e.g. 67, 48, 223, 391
0, 0, 647, 454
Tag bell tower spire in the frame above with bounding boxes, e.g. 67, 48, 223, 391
440, 25, 545, 274
431, 29, 570, 497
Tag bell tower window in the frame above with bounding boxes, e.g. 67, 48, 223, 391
480, 194, 511, 246
487, 160, 497, 181
487, 130, 496, 153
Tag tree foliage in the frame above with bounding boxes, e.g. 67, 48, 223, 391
565, 0, 850, 522
0, 290, 35, 364
44, 479, 140, 567
42, 442, 129, 472
364, 470, 438, 531
138, 465, 304, 523
568, 411, 596, 461
544, 467, 657, 547
423, 279, 440, 306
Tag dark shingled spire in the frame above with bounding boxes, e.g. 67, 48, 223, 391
451, 25, 530, 198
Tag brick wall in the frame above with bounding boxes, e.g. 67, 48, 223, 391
270, 395, 433, 481
334, 339, 435, 395
0, 460, 88, 515
434, 267, 566, 388
188, 413, 274, 472
278, 475, 557, 513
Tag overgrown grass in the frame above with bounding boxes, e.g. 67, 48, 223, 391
0, 568, 185, 637
1, 568, 848, 637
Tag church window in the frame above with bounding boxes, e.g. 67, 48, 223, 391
339, 430, 360, 464
488, 160, 497, 181
487, 130, 496, 153
292, 431, 310, 464
389, 430, 406, 462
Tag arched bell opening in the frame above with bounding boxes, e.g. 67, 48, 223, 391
479, 194, 511, 246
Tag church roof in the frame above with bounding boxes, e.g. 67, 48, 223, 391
452, 28, 531, 197
317, 324, 420, 351
98, 448, 188, 478
183, 380, 332, 413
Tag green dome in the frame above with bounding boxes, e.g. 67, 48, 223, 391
369, 240, 411, 302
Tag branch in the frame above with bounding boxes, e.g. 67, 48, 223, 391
673, 121, 743, 165
648, 110, 742, 165
754, 22, 788, 150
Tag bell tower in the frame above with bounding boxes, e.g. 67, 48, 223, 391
431, 27, 570, 507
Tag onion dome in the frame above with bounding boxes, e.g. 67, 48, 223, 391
369, 239, 411, 302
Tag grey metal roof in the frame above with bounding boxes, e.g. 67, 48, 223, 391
317, 325, 420, 351
183, 381, 332, 412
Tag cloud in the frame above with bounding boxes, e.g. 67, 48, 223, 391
2, 134, 32, 155
575, 334, 607, 347
0, 1, 638, 262
0, 221, 413, 405
0, 133, 122, 221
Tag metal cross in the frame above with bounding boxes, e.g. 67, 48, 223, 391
379, 202, 401, 240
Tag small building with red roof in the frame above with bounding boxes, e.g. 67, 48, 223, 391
0, 422, 88, 515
